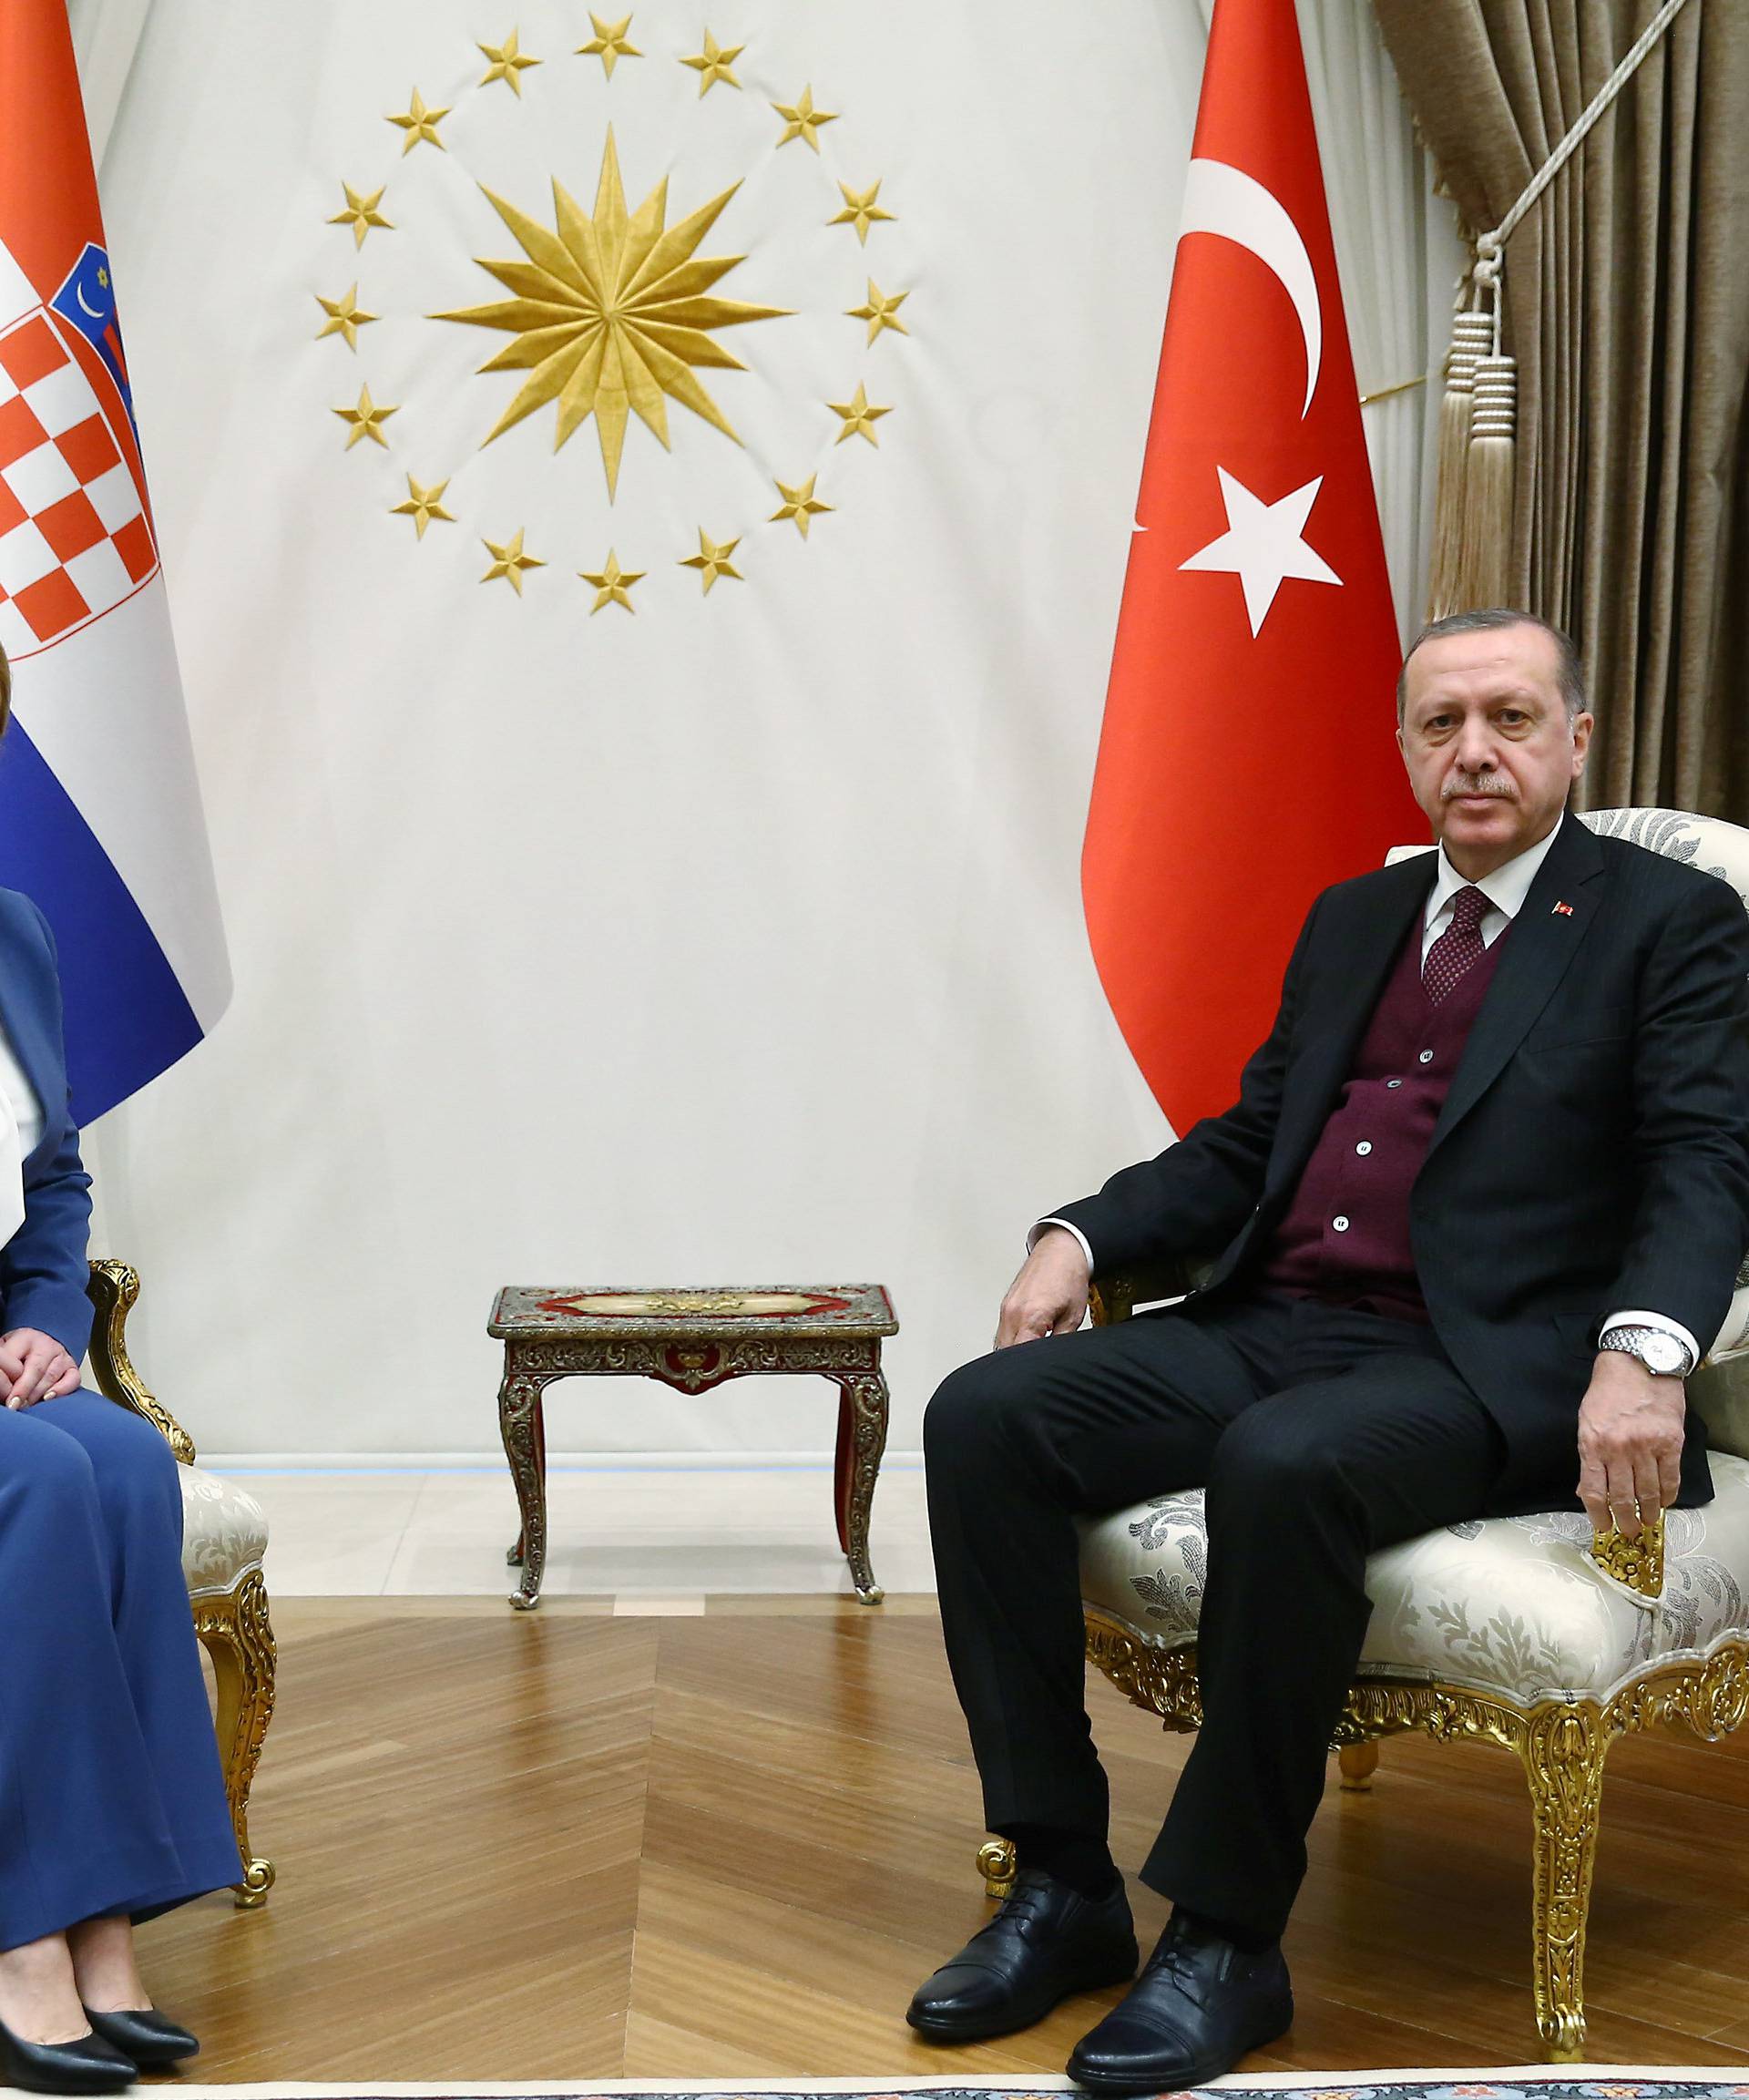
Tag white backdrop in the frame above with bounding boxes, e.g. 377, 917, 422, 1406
67, 0, 1460, 1460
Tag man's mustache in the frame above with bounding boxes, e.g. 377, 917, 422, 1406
1442, 775, 1517, 801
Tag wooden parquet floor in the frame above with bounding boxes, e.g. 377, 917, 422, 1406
147, 1596, 1749, 2079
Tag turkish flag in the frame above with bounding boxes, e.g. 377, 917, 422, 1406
1082, 0, 1419, 1133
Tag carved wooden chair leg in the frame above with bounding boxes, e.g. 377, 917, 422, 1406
977, 1836, 1018, 1900
1337, 1741, 1379, 1791
1519, 1705, 1607, 2062
194, 1569, 278, 1908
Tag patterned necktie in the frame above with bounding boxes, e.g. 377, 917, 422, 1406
1423, 885, 1490, 1006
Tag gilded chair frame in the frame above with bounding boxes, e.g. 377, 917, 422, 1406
976, 1260, 1747, 2062
85, 1259, 276, 1908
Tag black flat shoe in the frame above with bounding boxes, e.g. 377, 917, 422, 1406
906, 1868, 1139, 2044
0, 2017, 134, 2095
1066, 1912, 1293, 2094
83, 2009, 198, 2069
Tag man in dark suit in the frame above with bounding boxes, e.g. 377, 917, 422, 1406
908, 610, 1749, 2094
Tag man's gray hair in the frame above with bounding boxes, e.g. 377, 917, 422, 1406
1396, 608, 1587, 723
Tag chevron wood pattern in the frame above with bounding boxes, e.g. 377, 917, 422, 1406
143, 1599, 1749, 2077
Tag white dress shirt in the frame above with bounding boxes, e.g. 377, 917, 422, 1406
0, 1020, 38, 1254
1037, 814, 1703, 1372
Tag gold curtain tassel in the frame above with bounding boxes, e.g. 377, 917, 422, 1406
1454, 352, 1518, 610
1426, 310, 1494, 620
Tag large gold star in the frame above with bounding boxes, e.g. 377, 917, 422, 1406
826, 382, 891, 447
578, 13, 640, 77
333, 384, 398, 449
772, 87, 839, 152
329, 183, 394, 249
769, 474, 833, 539
391, 476, 455, 539
848, 280, 908, 344
434, 128, 790, 500
680, 529, 742, 593
387, 88, 450, 154
829, 180, 895, 245
680, 29, 743, 96
579, 550, 645, 614
315, 284, 378, 351
482, 529, 546, 593
478, 30, 542, 95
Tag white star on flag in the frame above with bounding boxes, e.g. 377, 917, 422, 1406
1178, 466, 1342, 636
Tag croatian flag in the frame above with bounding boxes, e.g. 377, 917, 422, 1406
0, 1, 229, 1122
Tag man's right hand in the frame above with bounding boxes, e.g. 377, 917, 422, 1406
995, 1227, 1091, 1348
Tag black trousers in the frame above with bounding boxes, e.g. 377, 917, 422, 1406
924, 1289, 1534, 1943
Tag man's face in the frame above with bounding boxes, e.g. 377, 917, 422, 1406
1396, 624, 1592, 878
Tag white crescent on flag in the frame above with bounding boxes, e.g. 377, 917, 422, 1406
1177, 157, 1323, 418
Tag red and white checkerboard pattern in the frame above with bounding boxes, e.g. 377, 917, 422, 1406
0, 308, 156, 661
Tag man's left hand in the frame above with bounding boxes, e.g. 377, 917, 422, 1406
1576, 1351, 1685, 1539
0, 1327, 80, 1409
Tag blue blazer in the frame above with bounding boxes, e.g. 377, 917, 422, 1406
0, 888, 92, 1362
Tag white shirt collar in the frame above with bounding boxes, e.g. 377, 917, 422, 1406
1425, 812, 1566, 929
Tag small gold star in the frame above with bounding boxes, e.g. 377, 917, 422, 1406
847, 280, 909, 345
829, 180, 895, 245
579, 550, 645, 614
478, 30, 542, 95
772, 86, 839, 153
826, 383, 891, 447
386, 88, 450, 154
391, 476, 455, 540
680, 529, 742, 593
769, 474, 833, 539
332, 384, 399, 450
578, 13, 641, 77
329, 183, 393, 249
681, 29, 744, 96
97, 266, 109, 291
482, 529, 546, 594
314, 284, 378, 351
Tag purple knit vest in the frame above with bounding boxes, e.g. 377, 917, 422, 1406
1256, 918, 1508, 1321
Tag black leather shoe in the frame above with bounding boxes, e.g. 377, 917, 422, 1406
1066, 1913, 1293, 2094
84, 2008, 199, 2068
0, 2018, 135, 2094
906, 1869, 1139, 2044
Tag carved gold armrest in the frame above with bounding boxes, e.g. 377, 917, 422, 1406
1588, 1511, 1664, 1598
85, 1259, 196, 1465
1089, 1257, 1206, 1326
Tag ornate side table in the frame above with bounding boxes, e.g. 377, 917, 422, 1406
489, 1284, 899, 1610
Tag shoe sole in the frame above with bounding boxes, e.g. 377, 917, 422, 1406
906, 1953, 1141, 2045
1066, 1990, 1294, 2095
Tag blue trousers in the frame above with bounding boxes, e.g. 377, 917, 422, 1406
0, 1390, 240, 1951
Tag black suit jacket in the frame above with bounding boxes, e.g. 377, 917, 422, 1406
1052, 818, 1749, 1511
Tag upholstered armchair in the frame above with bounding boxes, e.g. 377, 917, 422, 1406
976, 808, 1749, 2062
86, 1259, 275, 1906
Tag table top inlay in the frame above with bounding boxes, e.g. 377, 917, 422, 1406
489, 1283, 897, 1340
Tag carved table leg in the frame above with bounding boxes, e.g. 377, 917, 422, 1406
977, 1836, 1017, 1900
499, 1359, 554, 1610
506, 1398, 549, 1567
832, 1364, 888, 1603
1338, 1741, 1379, 1791
1519, 1704, 1607, 2062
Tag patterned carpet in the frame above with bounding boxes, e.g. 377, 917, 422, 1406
154, 2076, 1749, 2099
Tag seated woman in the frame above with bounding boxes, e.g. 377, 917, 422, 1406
0, 646, 240, 2093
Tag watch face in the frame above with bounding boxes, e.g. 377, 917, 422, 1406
1640, 1331, 1686, 1375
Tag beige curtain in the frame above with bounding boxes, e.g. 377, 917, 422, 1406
1371, 0, 1749, 819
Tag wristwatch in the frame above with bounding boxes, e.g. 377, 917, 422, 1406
1599, 1325, 1694, 1378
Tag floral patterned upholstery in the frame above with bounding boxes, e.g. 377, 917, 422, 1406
180, 1465, 268, 1599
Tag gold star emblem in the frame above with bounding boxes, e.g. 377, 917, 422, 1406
772, 86, 839, 153
829, 180, 895, 245
390, 476, 455, 540
329, 183, 394, 250
314, 284, 378, 351
769, 474, 833, 539
332, 383, 399, 450
97, 266, 109, 291
478, 30, 542, 95
386, 88, 450, 155
579, 550, 645, 614
847, 280, 909, 345
680, 29, 744, 97
826, 382, 891, 447
482, 529, 546, 594
578, 13, 641, 77
435, 128, 790, 500
680, 529, 742, 593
